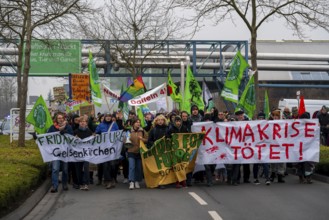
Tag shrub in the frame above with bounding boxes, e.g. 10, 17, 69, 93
0, 136, 48, 218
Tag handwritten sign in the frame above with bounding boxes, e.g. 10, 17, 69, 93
192, 120, 320, 164
53, 86, 66, 102
70, 73, 91, 101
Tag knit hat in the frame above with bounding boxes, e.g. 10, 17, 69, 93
235, 108, 244, 115
174, 116, 182, 121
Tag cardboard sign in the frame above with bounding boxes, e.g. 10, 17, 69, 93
70, 73, 91, 101
79, 104, 95, 117
53, 86, 66, 102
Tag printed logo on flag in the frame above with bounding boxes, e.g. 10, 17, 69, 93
33, 104, 48, 129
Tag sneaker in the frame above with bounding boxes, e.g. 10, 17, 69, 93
106, 182, 112, 189
129, 182, 134, 190
50, 187, 58, 193
254, 179, 260, 185
123, 178, 129, 184
84, 185, 89, 191
80, 185, 85, 190
265, 180, 271, 185
135, 181, 140, 189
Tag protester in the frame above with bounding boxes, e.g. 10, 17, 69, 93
74, 115, 94, 191
291, 106, 299, 119
95, 112, 119, 189
317, 105, 329, 146
252, 112, 271, 186
269, 109, 286, 183
167, 115, 189, 188
190, 104, 203, 122
282, 107, 292, 119
202, 113, 216, 187
147, 114, 168, 189
296, 112, 315, 184
68, 114, 80, 189
147, 114, 168, 149
127, 118, 147, 190
181, 111, 192, 133
234, 109, 251, 184
47, 112, 74, 193
143, 112, 154, 132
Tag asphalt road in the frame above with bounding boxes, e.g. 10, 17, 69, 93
20, 173, 329, 220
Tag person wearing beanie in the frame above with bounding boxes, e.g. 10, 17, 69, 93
231, 108, 251, 185
190, 105, 203, 122
95, 112, 120, 189
166, 115, 189, 188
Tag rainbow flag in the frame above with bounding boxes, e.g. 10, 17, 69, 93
119, 76, 146, 102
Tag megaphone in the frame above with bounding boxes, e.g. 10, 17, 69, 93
124, 130, 133, 149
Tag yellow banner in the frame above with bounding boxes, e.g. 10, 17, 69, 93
140, 133, 204, 188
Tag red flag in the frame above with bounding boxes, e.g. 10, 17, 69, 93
298, 95, 306, 117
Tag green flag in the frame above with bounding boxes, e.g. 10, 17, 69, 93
137, 105, 146, 127
236, 74, 256, 119
264, 90, 270, 119
167, 70, 182, 103
221, 51, 249, 103
26, 95, 53, 134
181, 65, 204, 113
88, 51, 102, 107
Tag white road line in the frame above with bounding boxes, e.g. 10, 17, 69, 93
188, 192, 208, 205
208, 211, 223, 220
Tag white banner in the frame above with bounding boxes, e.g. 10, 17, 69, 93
36, 130, 124, 164
102, 84, 120, 100
128, 83, 167, 106
192, 120, 320, 164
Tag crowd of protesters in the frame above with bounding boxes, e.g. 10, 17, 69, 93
44, 104, 329, 193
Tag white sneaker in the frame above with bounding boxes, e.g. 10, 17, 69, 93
135, 181, 140, 189
123, 178, 129, 184
129, 182, 134, 190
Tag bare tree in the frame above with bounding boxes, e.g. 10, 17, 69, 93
79, 0, 189, 79
0, 0, 95, 146
170, 0, 329, 111
0, 77, 17, 118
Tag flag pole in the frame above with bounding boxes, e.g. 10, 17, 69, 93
180, 61, 185, 101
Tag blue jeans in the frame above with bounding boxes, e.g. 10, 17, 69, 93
52, 160, 68, 190
128, 153, 142, 182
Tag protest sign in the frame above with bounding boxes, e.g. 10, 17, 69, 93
36, 130, 124, 164
192, 120, 320, 164
140, 133, 204, 188
70, 73, 91, 101
128, 83, 167, 106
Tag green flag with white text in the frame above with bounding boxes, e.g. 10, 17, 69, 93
236, 74, 256, 119
89, 52, 102, 107
221, 51, 249, 103
26, 96, 53, 134
181, 65, 204, 113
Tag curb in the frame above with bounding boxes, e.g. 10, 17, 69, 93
1, 178, 51, 220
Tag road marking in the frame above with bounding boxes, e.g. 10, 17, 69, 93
208, 211, 223, 220
188, 192, 208, 205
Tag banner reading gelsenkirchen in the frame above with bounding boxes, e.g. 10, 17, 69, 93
35, 130, 124, 164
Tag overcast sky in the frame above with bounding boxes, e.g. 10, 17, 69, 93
28, 11, 329, 101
